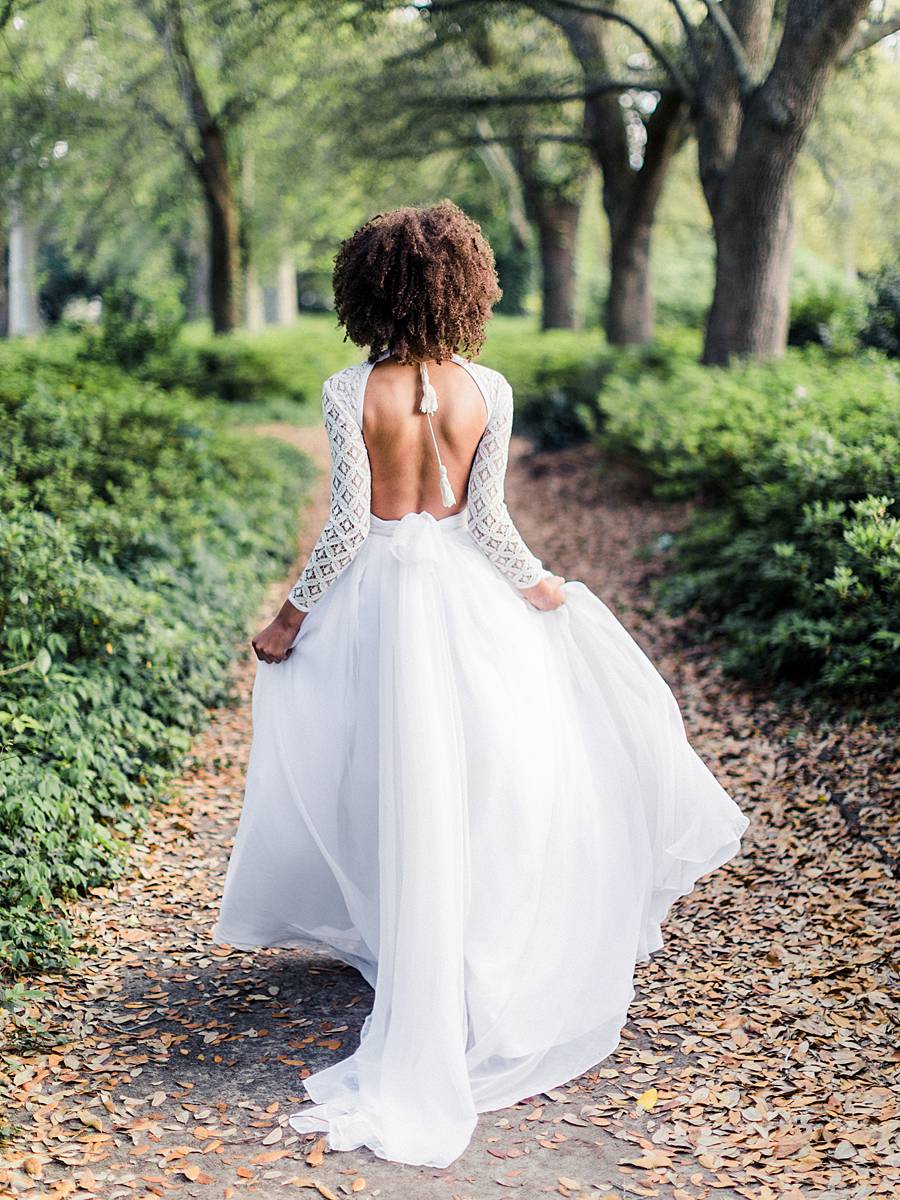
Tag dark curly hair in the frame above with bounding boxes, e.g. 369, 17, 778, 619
332, 200, 502, 364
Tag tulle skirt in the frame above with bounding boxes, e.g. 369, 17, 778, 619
212, 506, 749, 1167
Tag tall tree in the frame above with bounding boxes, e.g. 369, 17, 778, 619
509, 137, 586, 328
532, 2, 689, 344
462, 15, 590, 329
524, 0, 898, 359
136, 1, 241, 332
691, 0, 899, 362
126, 1, 281, 331
0, 2, 89, 337
426, 0, 689, 342
118, 1, 316, 333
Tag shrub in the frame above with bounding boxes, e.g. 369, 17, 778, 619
480, 319, 609, 448
138, 334, 304, 403
0, 341, 311, 977
860, 264, 900, 359
788, 281, 865, 355
82, 284, 182, 369
597, 348, 900, 697
80, 298, 323, 407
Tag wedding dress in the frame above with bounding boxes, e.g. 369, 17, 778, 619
212, 352, 749, 1168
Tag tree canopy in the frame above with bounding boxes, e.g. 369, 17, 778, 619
1, 0, 897, 357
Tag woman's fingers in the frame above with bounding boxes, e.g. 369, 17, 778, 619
251, 636, 295, 664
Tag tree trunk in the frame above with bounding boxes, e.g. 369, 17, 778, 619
698, 0, 869, 363
511, 136, 585, 331
276, 250, 298, 326
606, 214, 654, 345
241, 148, 265, 332
704, 189, 794, 364
541, 6, 686, 345
536, 200, 579, 330
703, 84, 800, 363
0, 227, 8, 336
151, 3, 240, 334
245, 262, 266, 331
201, 137, 240, 335
188, 214, 210, 321
7, 200, 42, 337
592, 92, 686, 346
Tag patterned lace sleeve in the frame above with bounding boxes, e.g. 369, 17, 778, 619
466, 373, 546, 589
287, 373, 371, 612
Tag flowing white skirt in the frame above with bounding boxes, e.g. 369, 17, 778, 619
212, 507, 749, 1167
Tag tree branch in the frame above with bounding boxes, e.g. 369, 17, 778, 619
701, 0, 755, 95
375, 129, 591, 160
473, 117, 533, 246
529, 0, 692, 98
218, 92, 261, 128
420, 79, 670, 111
667, 0, 703, 75
425, 0, 691, 97
134, 97, 201, 174
138, 0, 219, 134
839, 12, 900, 62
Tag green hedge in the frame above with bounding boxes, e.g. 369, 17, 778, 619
0, 341, 312, 978
596, 344, 900, 697
142, 320, 359, 408
72, 288, 361, 412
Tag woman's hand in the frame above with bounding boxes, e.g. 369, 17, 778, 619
251, 601, 305, 664
521, 574, 567, 611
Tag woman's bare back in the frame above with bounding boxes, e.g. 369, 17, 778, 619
362, 358, 489, 519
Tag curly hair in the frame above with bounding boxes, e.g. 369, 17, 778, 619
332, 200, 502, 364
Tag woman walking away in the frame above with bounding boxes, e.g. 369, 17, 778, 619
213, 200, 749, 1168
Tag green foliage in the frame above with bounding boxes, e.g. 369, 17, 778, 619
860, 263, 900, 359
0, 339, 311, 978
788, 279, 865, 354
81, 283, 183, 369
480, 318, 608, 447
77, 302, 319, 405
512, 357, 604, 450
192, 318, 361, 410
139, 334, 305, 404
597, 345, 900, 697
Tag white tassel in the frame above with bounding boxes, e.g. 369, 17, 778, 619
419, 361, 456, 507
438, 464, 456, 508
418, 363, 438, 413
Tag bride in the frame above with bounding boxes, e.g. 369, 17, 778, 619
212, 199, 749, 1168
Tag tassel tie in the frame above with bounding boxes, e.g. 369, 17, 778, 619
419, 363, 457, 508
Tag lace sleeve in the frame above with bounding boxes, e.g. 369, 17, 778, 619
287, 373, 371, 612
466, 374, 546, 589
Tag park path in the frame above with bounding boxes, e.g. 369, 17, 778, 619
1, 425, 896, 1200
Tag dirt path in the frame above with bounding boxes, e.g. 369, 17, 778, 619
1, 429, 895, 1200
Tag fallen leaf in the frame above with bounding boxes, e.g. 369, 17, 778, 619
75, 1109, 103, 1132
306, 1137, 326, 1167
622, 1150, 672, 1170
